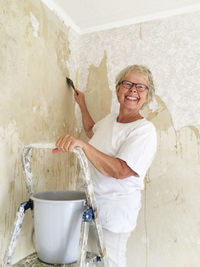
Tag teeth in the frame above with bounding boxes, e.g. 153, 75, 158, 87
126, 96, 138, 101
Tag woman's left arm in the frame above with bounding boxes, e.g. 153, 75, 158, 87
54, 134, 137, 179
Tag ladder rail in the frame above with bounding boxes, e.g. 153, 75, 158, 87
73, 148, 106, 266
3, 143, 107, 266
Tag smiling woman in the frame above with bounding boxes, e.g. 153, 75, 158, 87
54, 64, 157, 267
115, 65, 155, 123
116, 65, 155, 102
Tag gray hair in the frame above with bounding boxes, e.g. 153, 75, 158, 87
115, 65, 155, 103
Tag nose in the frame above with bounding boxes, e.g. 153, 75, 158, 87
129, 84, 137, 92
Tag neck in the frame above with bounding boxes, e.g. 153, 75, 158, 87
117, 108, 143, 123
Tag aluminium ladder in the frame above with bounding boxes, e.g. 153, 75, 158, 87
3, 143, 107, 267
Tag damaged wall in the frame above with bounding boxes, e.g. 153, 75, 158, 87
127, 98, 200, 267
1, 0, 200, 266
78, 11, 200, 267
0, 0, 79, 263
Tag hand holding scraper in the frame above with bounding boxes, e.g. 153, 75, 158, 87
66, 77, 79, 95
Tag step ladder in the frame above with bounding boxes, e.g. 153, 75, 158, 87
3, 143, 107, 267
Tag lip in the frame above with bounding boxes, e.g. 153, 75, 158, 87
125, 95, 139, 101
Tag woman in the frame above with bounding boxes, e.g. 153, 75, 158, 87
55, 65, 157, 267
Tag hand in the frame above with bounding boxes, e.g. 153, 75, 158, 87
53, 134, 85, 153
74, 89, 86, 108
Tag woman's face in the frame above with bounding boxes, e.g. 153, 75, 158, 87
117, 70, 149, 112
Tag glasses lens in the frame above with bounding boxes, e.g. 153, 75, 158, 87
122, 81, 132, 89
135, 84, 146, 91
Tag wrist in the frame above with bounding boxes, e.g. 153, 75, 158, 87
81, 141, 88, 153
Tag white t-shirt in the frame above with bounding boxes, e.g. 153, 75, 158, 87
89, 113, 157, 233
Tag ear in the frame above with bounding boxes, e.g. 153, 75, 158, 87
116, 84, 120, 92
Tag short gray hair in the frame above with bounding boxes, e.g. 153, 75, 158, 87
115, 65, 155, 103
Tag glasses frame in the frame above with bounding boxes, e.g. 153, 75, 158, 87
119, 80, 148, 92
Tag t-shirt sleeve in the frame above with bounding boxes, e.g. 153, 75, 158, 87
116, 123, 157, 177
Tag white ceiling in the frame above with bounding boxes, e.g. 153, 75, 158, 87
44, 0, 200, 33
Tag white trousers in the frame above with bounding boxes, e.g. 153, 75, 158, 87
87, 227, 131, 267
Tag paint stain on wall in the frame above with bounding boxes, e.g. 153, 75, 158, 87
143, 96, 173, 131
85, 52, 112, 123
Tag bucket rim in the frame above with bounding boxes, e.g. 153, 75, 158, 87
30, 190, 86, 203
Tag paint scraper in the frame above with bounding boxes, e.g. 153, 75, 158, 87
66, 77, 78, 95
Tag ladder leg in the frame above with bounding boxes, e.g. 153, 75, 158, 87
92, 218, 107, 267
73, 148, 108, 266
3, 200, 33, 266
77, 221, 90, 267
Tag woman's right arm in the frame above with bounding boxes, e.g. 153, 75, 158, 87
74, 89, 95, 139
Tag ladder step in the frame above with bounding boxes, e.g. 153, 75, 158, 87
13, 252, 102, 266
13, 253, 78, 266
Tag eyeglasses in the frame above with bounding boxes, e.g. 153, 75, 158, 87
119, 80, 148, 92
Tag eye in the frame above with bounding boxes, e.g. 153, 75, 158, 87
123, 81, 132, 88
126, 82, 133, 86
136, 84, 146, 90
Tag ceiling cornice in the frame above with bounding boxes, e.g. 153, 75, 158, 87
41, 0, 81, 33
41, 1, 200, 35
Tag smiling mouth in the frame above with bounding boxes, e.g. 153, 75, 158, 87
125, 96, 139, 101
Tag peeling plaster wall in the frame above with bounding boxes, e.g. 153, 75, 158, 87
85, 52, 112, 123
0, 0, 79, 263
77, 11, 200, 267
127, 99, 200, 267
79, 11, 200, 132
1, 1, 200, 266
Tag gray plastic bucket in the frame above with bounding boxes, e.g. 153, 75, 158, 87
31, 190, 86, 264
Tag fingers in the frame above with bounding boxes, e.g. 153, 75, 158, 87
63, 135, 74, 152
74, 91, 79, 101
74, 90, 85, 105
74, 88, 81, 95
56, 134, 70, 152
74, 89, 80, 98
74, 88, 79, 95
54, 134, 82, 153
